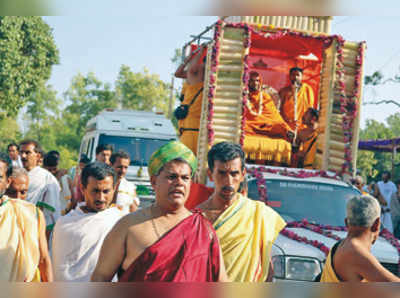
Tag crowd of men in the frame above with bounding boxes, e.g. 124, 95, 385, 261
352, 172, 400, 237
1, 138, 400, 282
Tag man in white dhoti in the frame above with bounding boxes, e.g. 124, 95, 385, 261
110, 151, 139, 214
375, 171, 397, 233
52, 162, 124, 282
20, 140, 61, 235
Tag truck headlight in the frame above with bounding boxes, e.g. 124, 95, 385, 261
272, 255, 322, 281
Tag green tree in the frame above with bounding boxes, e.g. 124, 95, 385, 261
64, 72, 118, 139
357, 116, 400, 182
115, 65, 171, 114
0, 17, 59, 117
0, 117, 21, 150
25, 83, 61, 143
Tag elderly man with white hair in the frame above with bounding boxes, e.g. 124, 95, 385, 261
320, 195, 400, 282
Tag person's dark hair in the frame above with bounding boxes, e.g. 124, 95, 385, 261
79, 153, 91, 164
382, 170, 391, 179
81, 162, 117, 188
208, 142, 245, 172
290, 67, 303, 74
43, 153, 59, 167
249, 70, 260, 78
95, 144, 114, 155
308, 108, 319, 120
238, 176, 248, 194
47, 150, 60, 158
7, 143, 19, 151
0, 152, 13, 178
19, 139, 42, 153
110, 150, 130, 165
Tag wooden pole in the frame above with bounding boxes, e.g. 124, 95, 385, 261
392, 140, 396, 179
168, 75, 175, 118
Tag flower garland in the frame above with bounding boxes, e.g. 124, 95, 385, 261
281, 219, 400, 272
206, 20, 364, 174
206, 20, 223, 145
337, 41, 365, 174
247, 165, 343, 203
247, 166, 267, 203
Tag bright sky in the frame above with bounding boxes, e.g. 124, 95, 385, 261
43, 16, 400, 128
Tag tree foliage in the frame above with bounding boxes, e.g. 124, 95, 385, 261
357, 115, 400, 182
0, 17, 59, 117
116, 65, 171, 114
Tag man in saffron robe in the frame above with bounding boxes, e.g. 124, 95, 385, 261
320, 195, 400, 282
244, 71, 293, 140
198, 142, 286, 282
175, 45, 206, 155
91, 141, 228, 282
0, 152, 53, 282
279, 67, 315, 131
291, 107, 320, 169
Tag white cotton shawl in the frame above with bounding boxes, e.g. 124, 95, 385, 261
52, 206, 124, 282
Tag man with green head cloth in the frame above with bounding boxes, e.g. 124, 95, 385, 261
92, 141, 228, 282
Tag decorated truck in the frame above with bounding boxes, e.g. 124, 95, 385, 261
179, 16, 399, 281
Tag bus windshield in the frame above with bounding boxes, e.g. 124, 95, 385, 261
98, 134, 174, 166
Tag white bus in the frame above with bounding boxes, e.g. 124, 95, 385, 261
79, 109, 177, 201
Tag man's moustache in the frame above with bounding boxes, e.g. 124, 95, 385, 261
222, 186, 235, 192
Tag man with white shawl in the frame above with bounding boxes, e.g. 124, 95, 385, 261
20, 140, 61, 234
52, 162, 124, 281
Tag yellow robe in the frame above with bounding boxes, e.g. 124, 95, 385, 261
280, 83, 315, 131
0, 198, 42, 282
178, 81, 203, 155
213, 194, 286, 282
244, 90, 292, 137
320, 242, 341, 282
243, 91, 293, 164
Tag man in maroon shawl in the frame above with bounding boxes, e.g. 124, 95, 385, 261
91, 141, 228, 282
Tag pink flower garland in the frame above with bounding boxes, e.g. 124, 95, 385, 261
206, 20, 223, 146
337, 42, 365, 174
281, 219, 400, 271
206, 21, 364, 175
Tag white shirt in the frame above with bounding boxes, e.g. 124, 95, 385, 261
116, 177, 139, 214
11, 156, 23, 168
377, 180, 397, 207
52, 206, 124, 281
27, 166, 61, 229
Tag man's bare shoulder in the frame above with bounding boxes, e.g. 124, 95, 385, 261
118, 207, 152, 230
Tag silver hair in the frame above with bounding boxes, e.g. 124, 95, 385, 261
346, 195, 381, 227
10, 167, 28, 179
354, 175, 364, 184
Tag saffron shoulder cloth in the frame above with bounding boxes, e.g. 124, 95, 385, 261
213, 194, 286, 282
118, 211, 221, 282
320, 241, 342, 282
0, 198, 41, 282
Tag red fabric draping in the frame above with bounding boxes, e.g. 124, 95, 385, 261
118, 211, 220, 282
185, 183, 213, 210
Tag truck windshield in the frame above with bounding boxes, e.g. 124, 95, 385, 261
248, 178, 360, 226
98, 134, 173, 166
